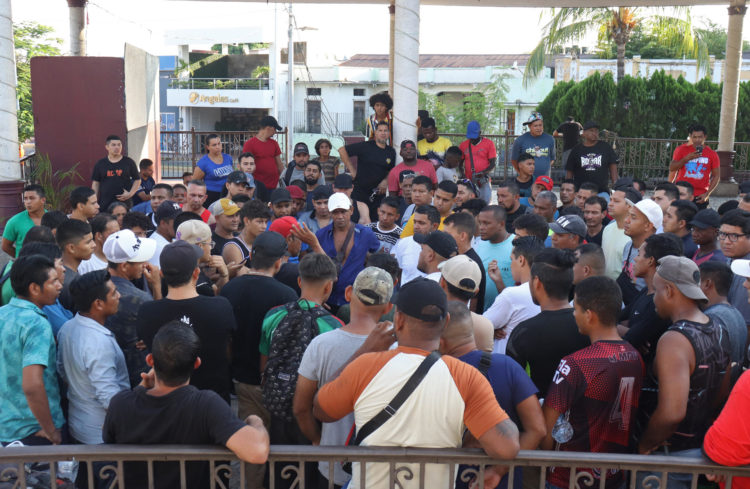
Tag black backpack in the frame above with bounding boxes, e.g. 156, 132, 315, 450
262, 300, 331, 420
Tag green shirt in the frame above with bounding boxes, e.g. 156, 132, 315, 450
259, 299, 343, 355
2, 210, 38, 257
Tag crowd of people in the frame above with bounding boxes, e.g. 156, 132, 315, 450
2, 97, 750, 489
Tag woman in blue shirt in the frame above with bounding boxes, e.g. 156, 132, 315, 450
192, 134, 234, 205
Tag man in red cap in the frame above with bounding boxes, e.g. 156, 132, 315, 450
522, 175, 554, 208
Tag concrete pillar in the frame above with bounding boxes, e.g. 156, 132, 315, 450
392, 0, 419, 147
67, 0, 87, 56
0, 0, 20, 181
717, 0, 746, 184
388, 3, 395, 98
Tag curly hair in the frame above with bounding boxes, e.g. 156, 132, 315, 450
369, 91, 393, 110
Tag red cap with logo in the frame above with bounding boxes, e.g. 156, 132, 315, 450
534, 175, 553, 191
269, 216, 299, 238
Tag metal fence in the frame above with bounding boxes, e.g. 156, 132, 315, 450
167, 78, 271, 90
160, 129, 288, 180
1, 445, 750, 489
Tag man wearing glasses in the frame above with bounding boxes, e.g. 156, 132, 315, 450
719, 209, 750, 326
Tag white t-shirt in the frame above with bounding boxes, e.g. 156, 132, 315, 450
425, 271, 442, 282
436, 166, 459, 183
392, 236, 425, 284
482, 281, 540, 354
149, 232, 171, 267
77, 254, 107, 274
602, 220, 631, 280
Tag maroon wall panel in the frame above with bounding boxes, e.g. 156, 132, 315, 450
31, 57, 126, 185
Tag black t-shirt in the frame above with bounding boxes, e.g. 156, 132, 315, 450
104, 385, 246, 489
212, 231, 234, 256
621, 289, 671, 368
681, 232, 699, 259
91, 156, 139, 209
137, 296, 236, 401
556, 122, 582, 151
515, 178, 533, 198
567, 141, 619, 193
254, 179, 270, 203
275, 262, 301, 296
505, 204, 530, 234
464, 247, 487, 314
196, 270, 215, 297
506, 308, 591, 397
220, 275, 298, 385
344, 140, 396, 200
586, 227, 604, 246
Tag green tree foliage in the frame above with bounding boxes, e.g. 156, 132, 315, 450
536, 70, 750, 140
14, 22, 62, 141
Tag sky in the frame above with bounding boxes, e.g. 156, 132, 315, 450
10, 0, 750, 61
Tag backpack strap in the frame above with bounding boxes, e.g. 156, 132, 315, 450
351, 351, 441, 446
477, 351, 493, 378
284, 162, 296, 186
0, 261, 13, 288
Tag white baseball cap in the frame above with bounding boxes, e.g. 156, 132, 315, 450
634, 199, 663, 230
328, 192, 352, 212
103, 229, 157, 263
731, 259, 750, 278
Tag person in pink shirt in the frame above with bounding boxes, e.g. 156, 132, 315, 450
387, 140, 437, 195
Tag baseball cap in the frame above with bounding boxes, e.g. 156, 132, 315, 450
155, 200, 182, 224
353, 267, 394, 306
656, 255, 708, 301
634, 199, 663, 230
252, 231, 287, 259
328, 192, 352, 212
534, 175, 553, 192
311, 186, 332, 201
268, 216, 298, 238
740, 181, 750, 194
549, 215, 587, 238
160, 241, 203, 278
583, 120, 600, 130
731, 259, 750, 278
614, 177, 634, 190
260, 115, 282, 130
400, 140, 416, 149
175, 219, 212, 244
690, 208, 721, 229
226, 170, 250, 187
333, 173, 353, 189
294, 142, 309, 155
414, 230, 459, 259
209, 198, 240, 217
466, 120, 481, 139
437, 255, 481, 293
270, 188, 292, 204
103, 229, 157, 263
287, 185, 305, 200
395, 277, 448, 322
522, 112, 543, 126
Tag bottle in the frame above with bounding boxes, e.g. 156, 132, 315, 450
551, 412, 573, 444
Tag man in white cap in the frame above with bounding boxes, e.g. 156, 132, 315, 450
637, 256, 730, 487
103, 229, 159, 386
602, 186, 640, 280
621, 198, 663, 304
438, 254, 493, 352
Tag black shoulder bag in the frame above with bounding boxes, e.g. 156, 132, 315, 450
343, 351, 442, 473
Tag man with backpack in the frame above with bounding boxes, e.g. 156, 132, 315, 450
259, 252, 343, 489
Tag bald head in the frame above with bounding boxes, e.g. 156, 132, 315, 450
440, 301, 475, 351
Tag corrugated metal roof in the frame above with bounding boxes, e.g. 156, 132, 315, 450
339, 54, 531, 68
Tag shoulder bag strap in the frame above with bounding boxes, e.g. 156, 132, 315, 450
467, 141, 476, 180
477, 351, 493, 377
335, 224, 356, 266
351, 351, 441, 446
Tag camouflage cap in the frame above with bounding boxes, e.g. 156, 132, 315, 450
353, 266, 394, 306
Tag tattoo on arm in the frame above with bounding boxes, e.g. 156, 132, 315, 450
496, 419, 519, 439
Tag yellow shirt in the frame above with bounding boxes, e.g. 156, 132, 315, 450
417, 137, 453, 161
400, 214, 446, 238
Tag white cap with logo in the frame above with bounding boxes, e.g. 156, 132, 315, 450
103, 229, 157, 263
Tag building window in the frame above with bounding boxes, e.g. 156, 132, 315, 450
506, 110, 516, 134
307, 87, 322, 96
353, 88, 365, 97
307, 100, 321, 133
353, 101, 366, 132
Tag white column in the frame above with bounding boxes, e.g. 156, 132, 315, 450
271, 4, 280, 119
286, 3, 294, 163
392, 0, 419, 147
0, 0, 20, 181
67, 0, 87, 56
388, 3, 395, 98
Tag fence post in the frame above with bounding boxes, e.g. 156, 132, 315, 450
504, 130, 512, 180
191, 127, 197, 170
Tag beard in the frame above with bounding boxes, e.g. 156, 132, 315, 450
305, 177, 318, 187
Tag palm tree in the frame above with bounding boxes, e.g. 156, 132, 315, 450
523, 7, 710, 86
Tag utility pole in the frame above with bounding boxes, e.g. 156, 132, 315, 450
67, 0, 87, 56
287, 3, 294, 164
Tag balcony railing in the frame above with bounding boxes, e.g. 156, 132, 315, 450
2, 445, 750, 489
168, 77, 271, 90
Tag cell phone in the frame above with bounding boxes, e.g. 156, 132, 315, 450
695, 145, 704, 154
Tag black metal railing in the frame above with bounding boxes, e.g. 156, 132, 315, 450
167, 77, 272, 90
2, 445, 750, 489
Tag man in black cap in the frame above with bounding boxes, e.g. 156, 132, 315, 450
550, 214, 587, 250
314, 278, 520, 489
220, 231, 298, 488
338, 120, 397, 223
149, 200, 182, 267
137, 241, 236, 402
243, 115, 284, 190
690, 208, 725, 264
415, 230, 458, 282
224, 170, 255, 200
282, 142, 326, 188
269, 188, 294, 221
565, 121, 619, 201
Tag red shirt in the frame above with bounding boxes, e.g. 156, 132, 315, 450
672, 143, 719, 197
243, 137, 282, 190
387, 159, 437, 193
704, 371, 750, 489
459, 138, 496, 179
